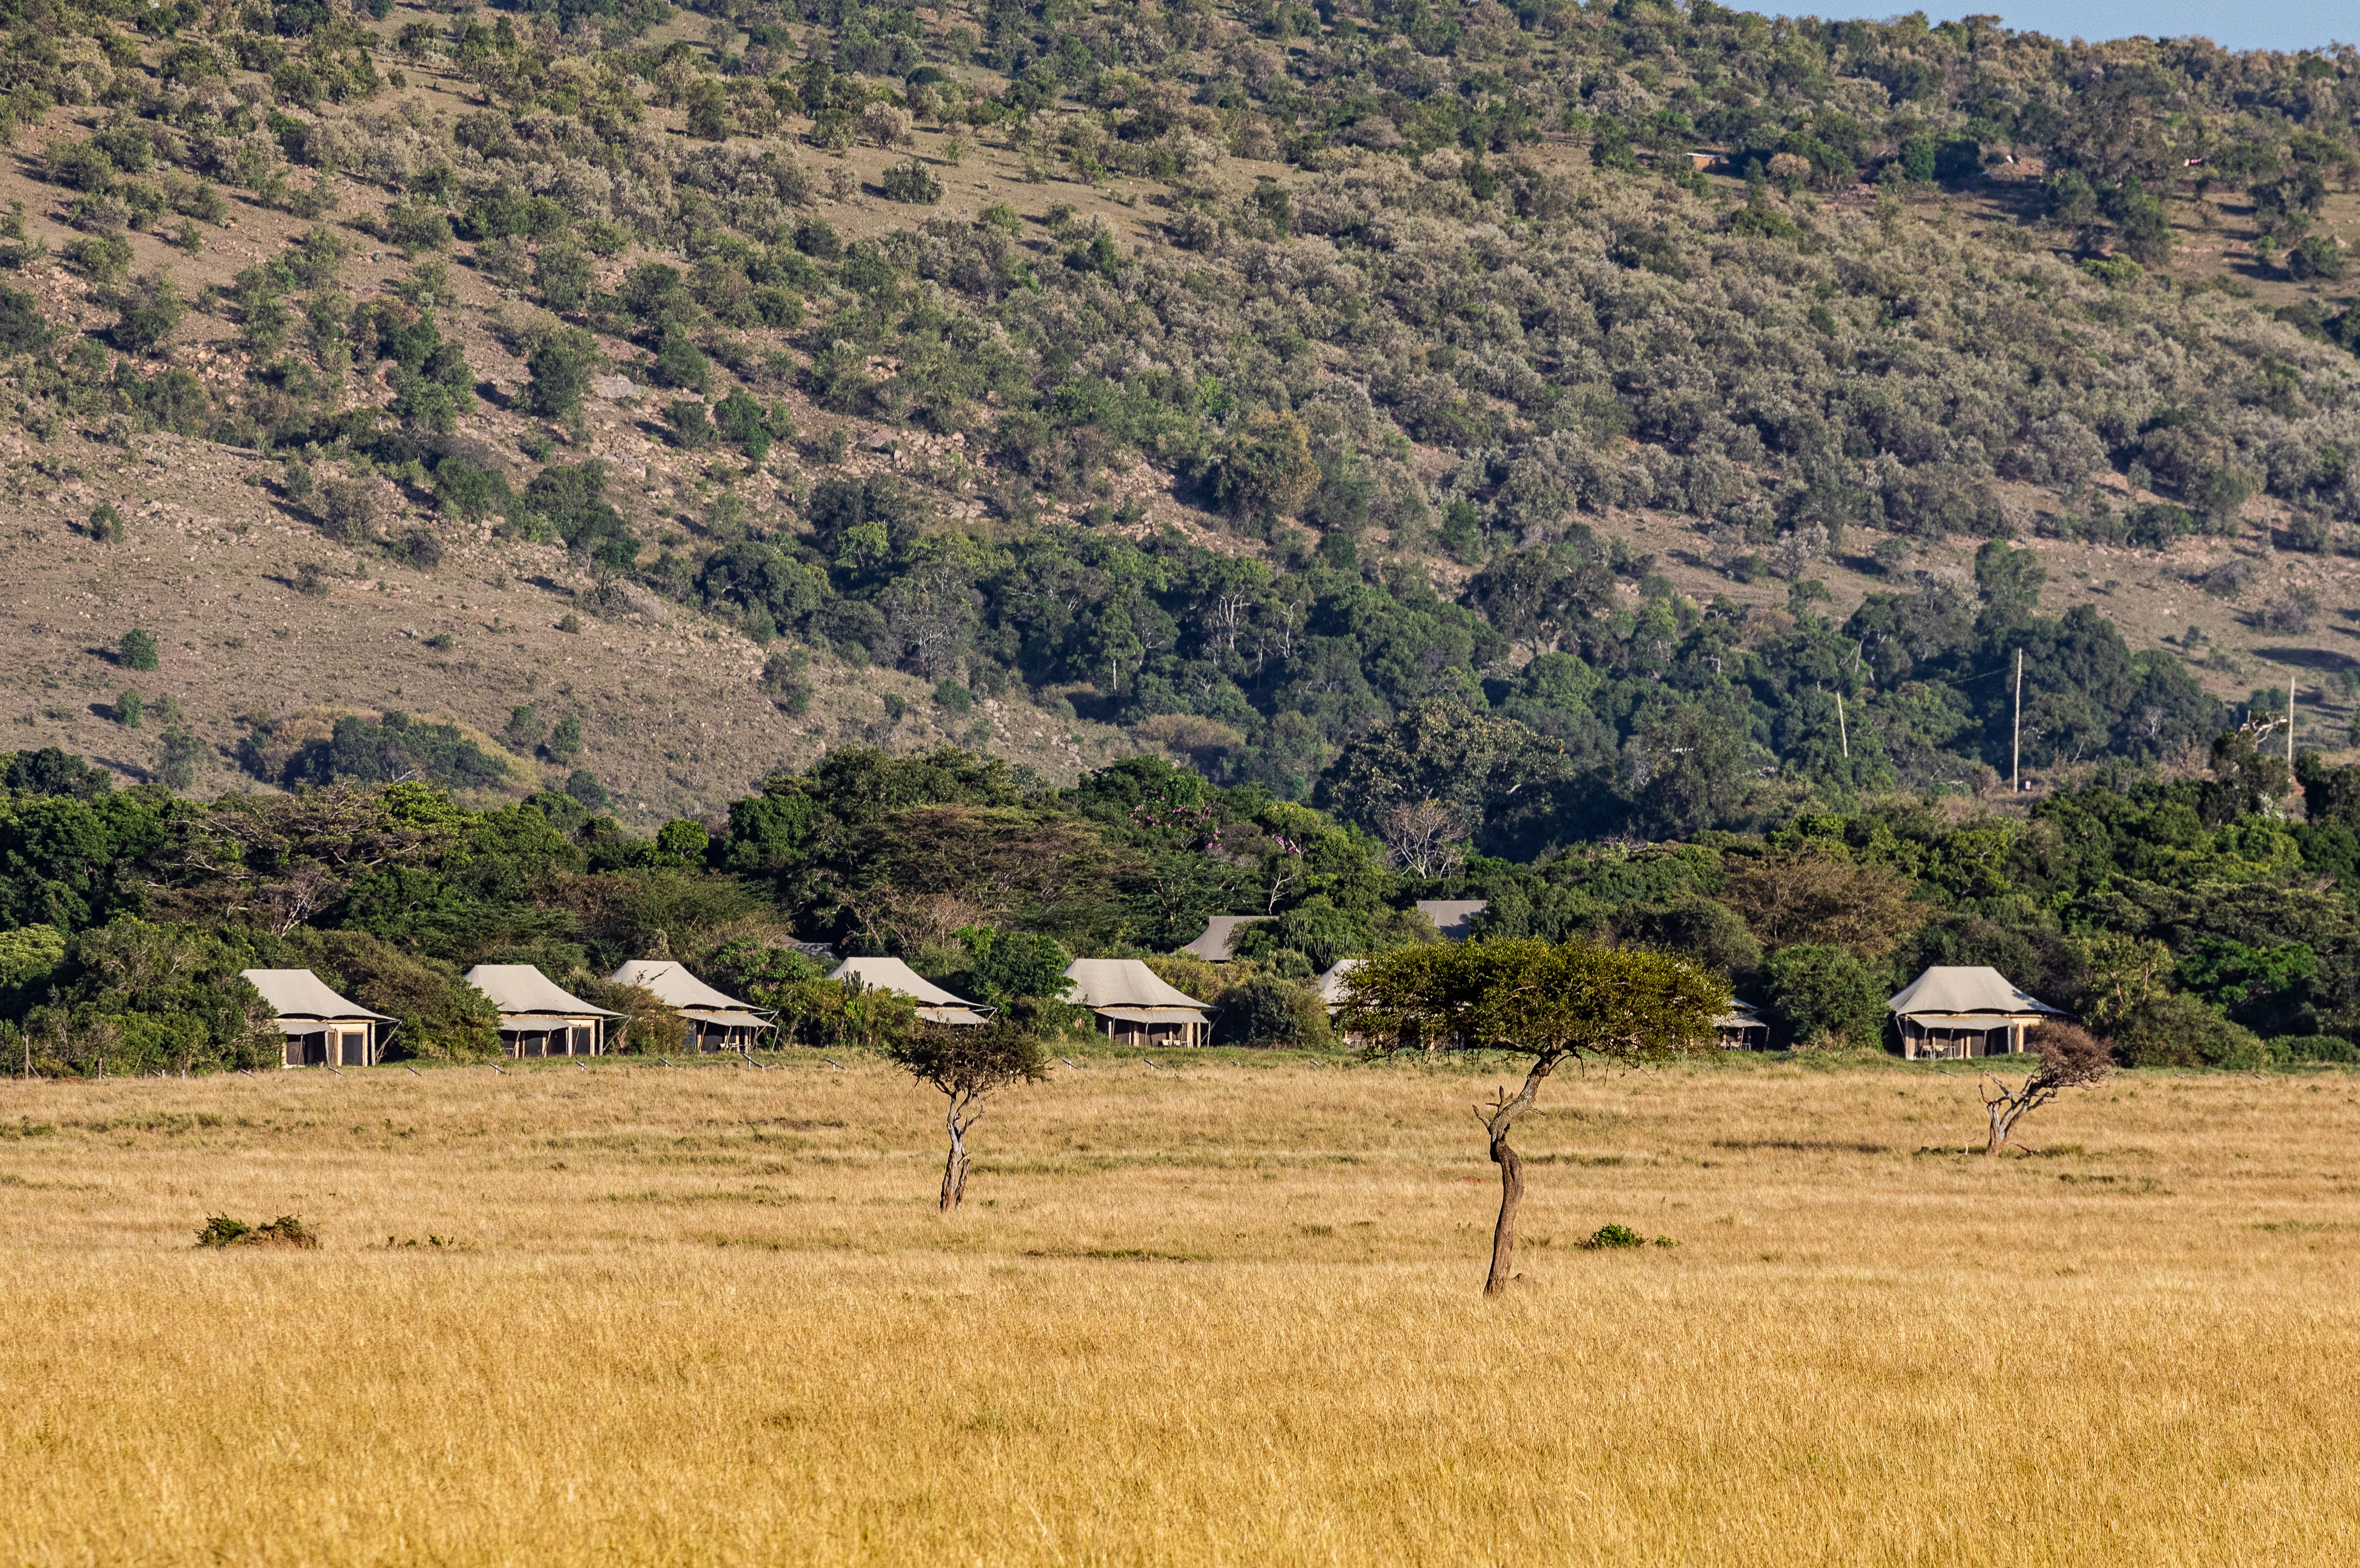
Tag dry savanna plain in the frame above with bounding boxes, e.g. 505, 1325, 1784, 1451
5, 1050, 2359, 1565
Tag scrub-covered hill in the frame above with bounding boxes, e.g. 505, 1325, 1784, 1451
1, 0, 2357, 841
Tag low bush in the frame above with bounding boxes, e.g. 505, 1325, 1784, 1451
196, 1214, 319, 1250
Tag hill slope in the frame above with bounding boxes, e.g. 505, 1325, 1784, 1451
2, 0, 2359, 836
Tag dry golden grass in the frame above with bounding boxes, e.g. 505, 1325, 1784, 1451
4, 1052, 2358, 1565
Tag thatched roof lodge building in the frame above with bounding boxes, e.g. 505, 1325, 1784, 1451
1888, 966, 2065, 1059
465, 964, 621, 1058
240, 968, 392, 1068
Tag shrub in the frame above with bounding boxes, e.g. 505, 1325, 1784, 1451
1579, 1224, 1677, 1249
664, 398, 714, 448
115, 688, 144, 728
196, 1214, 319, 1249
433, 459, 509, 523
933, 678, 972, 714
1767, 943, 1885, 1048
649, 326, 711, 394
2114, 991, 2266, 1070
712, 389, 775, 465
2271, 1034, 2359, 1063
119, 628, 159, 672
881, 158, 942, 204
156, 725, 202, 791
2287, 235, 2348, 282
563, 768, 610, 812
63, 234, 132, 283
0, 282, 52, 353
317, 478, 384, 544
46, 139, 115, 192
87, 503, 124, 542
110, 271, 183, 353
524, 325, 599, 420
534, 243, 593, 313
544, 714, 584, 763
382, 199, 453, 255
294, 562, 331, 597
504, 704, 545, 752
2259, 591, 2319, 634
1212, 971, 1331, 1046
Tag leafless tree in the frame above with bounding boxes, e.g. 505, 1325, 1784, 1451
1377, 798, 1466, 879
1981, 1022, 2113, 1156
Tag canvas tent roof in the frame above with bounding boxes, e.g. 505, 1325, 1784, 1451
1888, 966, 2063, 1020
610, 960, 769, 1021
1178, 915, 1269, 962
463, 964, 622, 1019
239, 969, 390, 1028
1316, 958, 1364, 1007
1416, 900, 1488, 941
1715, 999, 1766, 1030
830, 957, 984, 1012
1062, 958, 1210, 1013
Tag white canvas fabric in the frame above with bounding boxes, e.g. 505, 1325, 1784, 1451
1062, 958, 1209, 1011
830, 956, 984, 1011
1177, 915, 1271, 961
1415, 900, 1488, 940
610, 959, 761, 1015
1316, 958, 1364, 1007
463, 964, 622, 1018
239, 968, 391, 1022
1887, 966, 2063, 1019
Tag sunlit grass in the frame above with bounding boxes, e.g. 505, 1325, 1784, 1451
3, 1053, 2357, 1564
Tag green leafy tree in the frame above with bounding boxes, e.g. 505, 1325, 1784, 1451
1341, 938, 1726, 1296
110, 271, 183, 353
953, 925, 1072, 1012
524, 325, 598, 421
1210, 410, 1319, 527
119, 629, 159, 672
1766, 943, 1886, 1047
885, 1019, 1049, 1210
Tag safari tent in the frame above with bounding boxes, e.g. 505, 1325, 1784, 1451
464, 964, 621, 1058
1316, 957, 1364, 1013
610, 959, 773, 1053
1716, 999, 1770, 1050
1888, 966, 2065, 1059
1415, 900, 1488, 941
240, 968, 393, 1068
1063, 958, 1214, 1047
1177, 915, 1270, 962
830, 956, 990, 1026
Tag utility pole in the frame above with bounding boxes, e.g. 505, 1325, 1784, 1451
2011, 648, 2023, 793
1835, 689, 1849, 759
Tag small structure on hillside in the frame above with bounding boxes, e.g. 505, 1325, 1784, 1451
1415, 900, 1488, 941
1063, 958, 1215, 1047
1715, 999, 1770, 1050
464, 964, 621, 1058
1888, 966, 2065, 1059
831, 956, 990, 1026
1316, 957, 1364, 1014
241, 968, 393, 1068
610, 959, 773, 1053
1177, 914, 1271, 962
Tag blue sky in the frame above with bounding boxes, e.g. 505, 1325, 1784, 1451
1774, 3, 2349, 54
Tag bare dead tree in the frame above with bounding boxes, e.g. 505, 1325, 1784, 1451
1376, 798, 1467, 879
1981, 1022, 2113, 1156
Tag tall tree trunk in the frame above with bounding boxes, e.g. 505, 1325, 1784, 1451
1479, 1056, 1555, 1299
1484, 1130, 1526, 1298
940, 1102, 968, 1211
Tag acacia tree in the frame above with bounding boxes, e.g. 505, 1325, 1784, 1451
1980, 1022, 2112, 1156
886, 1020, 1049, 1210
1340, 939, 1725, 1297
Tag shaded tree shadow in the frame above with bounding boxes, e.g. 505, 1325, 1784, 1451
2256, 646, 2357, 671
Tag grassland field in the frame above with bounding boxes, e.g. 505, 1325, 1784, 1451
4, 1048, 2358, 1565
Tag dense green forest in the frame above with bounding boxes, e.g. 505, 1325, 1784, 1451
4, 731, 2357, 1074
2, 0, 2355, 819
